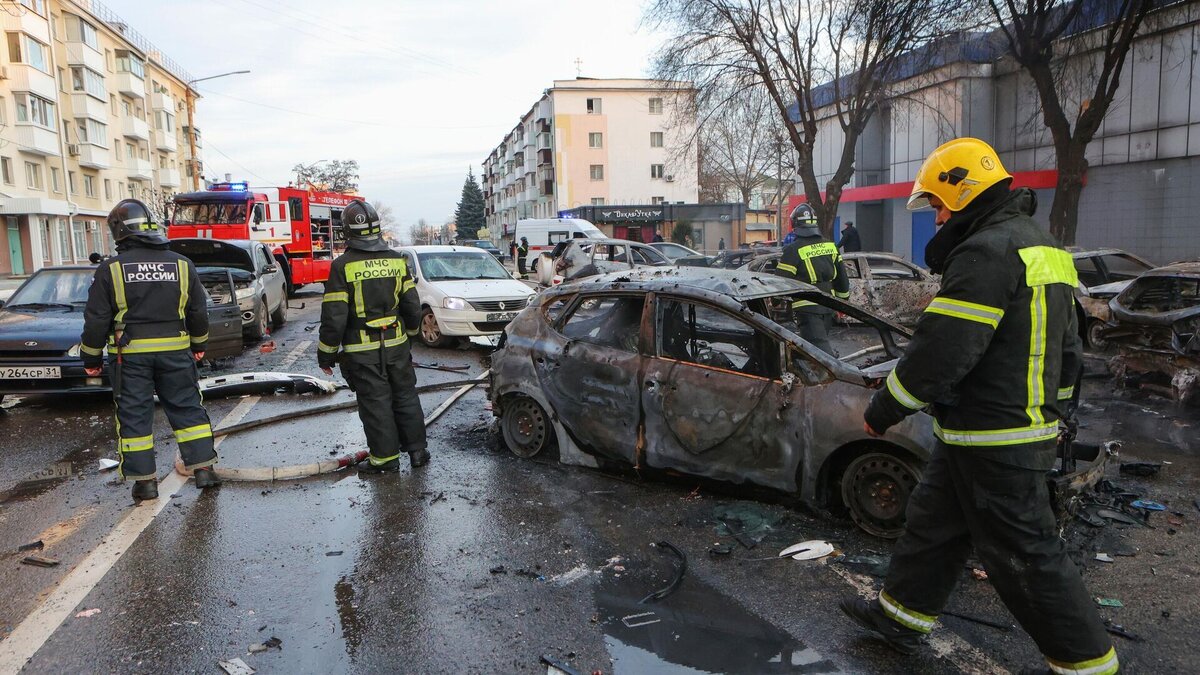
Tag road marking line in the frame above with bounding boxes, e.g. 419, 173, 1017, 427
279, 340, 311, 369
825, 563, 1009, 675
0, 395, 260, 672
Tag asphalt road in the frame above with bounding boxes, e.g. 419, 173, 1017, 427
0, 289, 1196, 674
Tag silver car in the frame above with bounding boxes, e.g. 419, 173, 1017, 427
169, 238, 288, 341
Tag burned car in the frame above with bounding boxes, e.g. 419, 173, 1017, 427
1103, 261, 1200, 404
536, 237, 671, 287
1070, 248, 1155, 348
490, 267, 1110, 537
743, 251, 939, 325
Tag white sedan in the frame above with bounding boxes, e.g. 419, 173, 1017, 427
397, 246, 536, 348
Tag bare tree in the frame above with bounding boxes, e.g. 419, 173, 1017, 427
292, 159, 361, 193
410, 218, 438, 245
986, 0, 1151, 245
649, 0, 963, 236
698, 87, 777, 205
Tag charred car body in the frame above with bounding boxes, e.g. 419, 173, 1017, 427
1103, 261, 1200, 404
537, 237, 671, 287
1069, 248, 1155, 348
490, 267, 1111, 537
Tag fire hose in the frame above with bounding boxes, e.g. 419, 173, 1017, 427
174, 373, 488, 482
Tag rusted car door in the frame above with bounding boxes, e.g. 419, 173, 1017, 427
639, 294, 801, 492
530, 292, 646, 464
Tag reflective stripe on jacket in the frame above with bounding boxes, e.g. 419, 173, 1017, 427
318, 249, 421, 366
774, 233, 851, 300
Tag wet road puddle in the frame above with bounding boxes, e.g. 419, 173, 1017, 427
594, 560, 843, 674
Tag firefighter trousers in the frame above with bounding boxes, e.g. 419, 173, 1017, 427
113, 349, 216, 481
794, 307, 835, 356
881, 441, 1116, 672
340, 341, 427, 466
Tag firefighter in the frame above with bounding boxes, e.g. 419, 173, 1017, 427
318, 200, 428, 472
841, 138, 1116, 674
773, 203, 850, 355
516, 237, 530, 277
81, 199, 219, 501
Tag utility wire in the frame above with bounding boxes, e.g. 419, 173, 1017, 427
202, 139, 278, 185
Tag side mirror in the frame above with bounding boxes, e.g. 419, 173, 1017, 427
88, 252, 104, 264
263, 264, 278, 274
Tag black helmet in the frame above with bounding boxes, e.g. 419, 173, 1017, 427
342, 200, 387, 251
108, 199, 166, 245
790, 203, 820, 236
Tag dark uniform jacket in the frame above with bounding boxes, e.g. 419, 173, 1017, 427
80, 242, 209, 368
318, 248, 421, 368
865, 187, 1082, 467
775, 233, 851, 301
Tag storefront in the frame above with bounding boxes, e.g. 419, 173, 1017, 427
559, 203, 746, 254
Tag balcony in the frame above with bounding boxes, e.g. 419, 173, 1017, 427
537, 132, 551, 150
114, 72, 145, 99
155, 167, 181, 188
127, 158, 153, 181
71, 93, 108, 122
7, 64, 57, 101
122, 117, 150, 140
14, 124, 60, 156
541, 180, 554, 196
154, 129, 177, 153
65, 42, 106, 72
151, 91, 174, 111
537, 148, 553, 166
76, 143, 111, 170
183, 126, 202, 149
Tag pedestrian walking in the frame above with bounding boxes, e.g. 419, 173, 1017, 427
838, 220, 862, 252
318, 200, 428, 472
652, 232, 664, 243
718, 237, 726, 251
516, 237, 530, 277
80, 199, 219, 500
841, 137, 1116, 675
773, 203, 850, 355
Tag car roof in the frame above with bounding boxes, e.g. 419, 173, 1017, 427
33, 265, 97, 271
577, 266, 815, 300
1140, 261, 1200, 278
568, 238, 656, 248
401, 245, 493, 254
1069, 248, 1131, 258
170, 237, 254, 250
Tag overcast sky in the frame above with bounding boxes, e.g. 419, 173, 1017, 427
106, 0, 666, 228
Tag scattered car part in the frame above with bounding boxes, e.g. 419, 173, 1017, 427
620, 611, 661, 628
21, 555, 60, 568
197, 372, 339, 399
98, 458, 119, 471
779, 540, 835, 560
1095, 509, 1147, 527
1069, 248, 1156, 348
217, 657, 255, 675
1120, 462, 1162, 477
1103, 621, 1143, 642
1095, 597, 1124, 608
639, 541, 687, 604
412, 362, 470, 372
1130, 499, 1166, 511
839, 553, 890, 577
1095, 553, 1115, 563
540, 654, 582, 675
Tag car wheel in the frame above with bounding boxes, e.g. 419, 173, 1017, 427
501, 396, 552, 458
1087, 319, 1109, 351
419, 307, 453, 348
246, 298, 269, 341
841, 451, 922, 539
270, 298, 288, 326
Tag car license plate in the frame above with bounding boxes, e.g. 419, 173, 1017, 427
486, 312, 519, 322
0, 366, 61, 379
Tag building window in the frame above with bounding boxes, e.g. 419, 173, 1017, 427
650, 132, 664, 148
58, 67, 66, 93
70, 66, 106, 99
83, 174, 96, 198
590, 164, 604, 181
7, 32, 50, 73
14, 93, 56, 129
121, 99, 131, 117
128, 182, 136, 198
0, 157, 12, 185
103, 178, 111, 200
588, 132, 603, 148
104, 48, 113, 72
75, 118, 107, 145
68, 171, 79, 194
112, 138, 121, 162
591, 198, 605, 206
56, 218, 70, 262
586, 98, 602, 114
25, 161, 43, 190
71, 221, 86, 261
20, 0, 46, 17
115, 50, 145, 79
117, 181, 124, 196
126, 142, 135, 160
651, 164, 665, 179
651, 196, 666, 205
50, 166, 61, 193
64, 14, 100, 50
156, 110, 175, 133
649, 97, 664, 114
109, 94, 117, 114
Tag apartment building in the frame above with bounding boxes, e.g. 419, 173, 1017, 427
482, 78, 700, 241
0, 0, 204, 279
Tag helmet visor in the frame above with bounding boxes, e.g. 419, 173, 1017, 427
906, 191, 932, 211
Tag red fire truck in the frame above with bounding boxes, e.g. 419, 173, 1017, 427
169, 181, 363, 292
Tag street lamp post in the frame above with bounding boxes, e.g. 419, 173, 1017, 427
185, 70, 250, 190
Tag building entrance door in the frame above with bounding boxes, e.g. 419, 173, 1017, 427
6, 218, 24, 276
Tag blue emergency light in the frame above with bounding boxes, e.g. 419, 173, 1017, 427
211, 181, 249, 191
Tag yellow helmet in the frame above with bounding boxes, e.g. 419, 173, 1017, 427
907, 137, 1012, 212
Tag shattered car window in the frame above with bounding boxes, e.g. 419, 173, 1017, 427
1100, 254, 1152, 282
657, 298, 780, 378
865, 257, 920, 280
543, 295, 574, 324
1074, 256, 1103, 287
1123, 277, 1199, 312
561, 295, 644, 353
843, 259, 862, 279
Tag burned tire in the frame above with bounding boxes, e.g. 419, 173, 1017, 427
1086, 319, 1109, 351
841, 451, 922, 539
501, 396, 552, 458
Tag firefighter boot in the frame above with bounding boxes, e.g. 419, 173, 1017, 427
359, 458, 400, 474
132, 479, 158, 501
194, 467, 221, 489
839, 596, 924, 655
409, 449, 430, 468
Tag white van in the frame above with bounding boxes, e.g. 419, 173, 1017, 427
514, 218, 604, 272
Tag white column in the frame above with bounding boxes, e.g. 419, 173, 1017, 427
27, 217, 45, 273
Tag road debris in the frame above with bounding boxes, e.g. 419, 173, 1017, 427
258, 341, 276, 354
218, 657, 255, 675
247, 637, 282, 653
639, 541, 687, 604
98, 458, 119, 471
73, 608, 101, 618
838, 553, 890, 577
779, 540, 834, 561
1095, 597, 1124, 608
621, 611, 661, 628
540, 653, 583, 675
972, 567, 990, 580
325, 550, 343, 557
413, 362, 470, 373
1130, 500, 1166, 511
21, 555, 59, 567
1104, 621, 1143, 642
17, 540, 44, 552
197, 372, 339, 399
1095, 553, 1115, 563
1120, 462, 1162, 477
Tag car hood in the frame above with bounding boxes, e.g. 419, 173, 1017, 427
425, 278, 533, 299
1083, 279, 1132, 296
0, 308, 84, 352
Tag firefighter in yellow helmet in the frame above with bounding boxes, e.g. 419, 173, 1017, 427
839, 138, 1117, 674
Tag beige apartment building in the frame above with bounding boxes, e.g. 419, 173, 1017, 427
482, 78, 699, 240
0, 0, 204, 279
